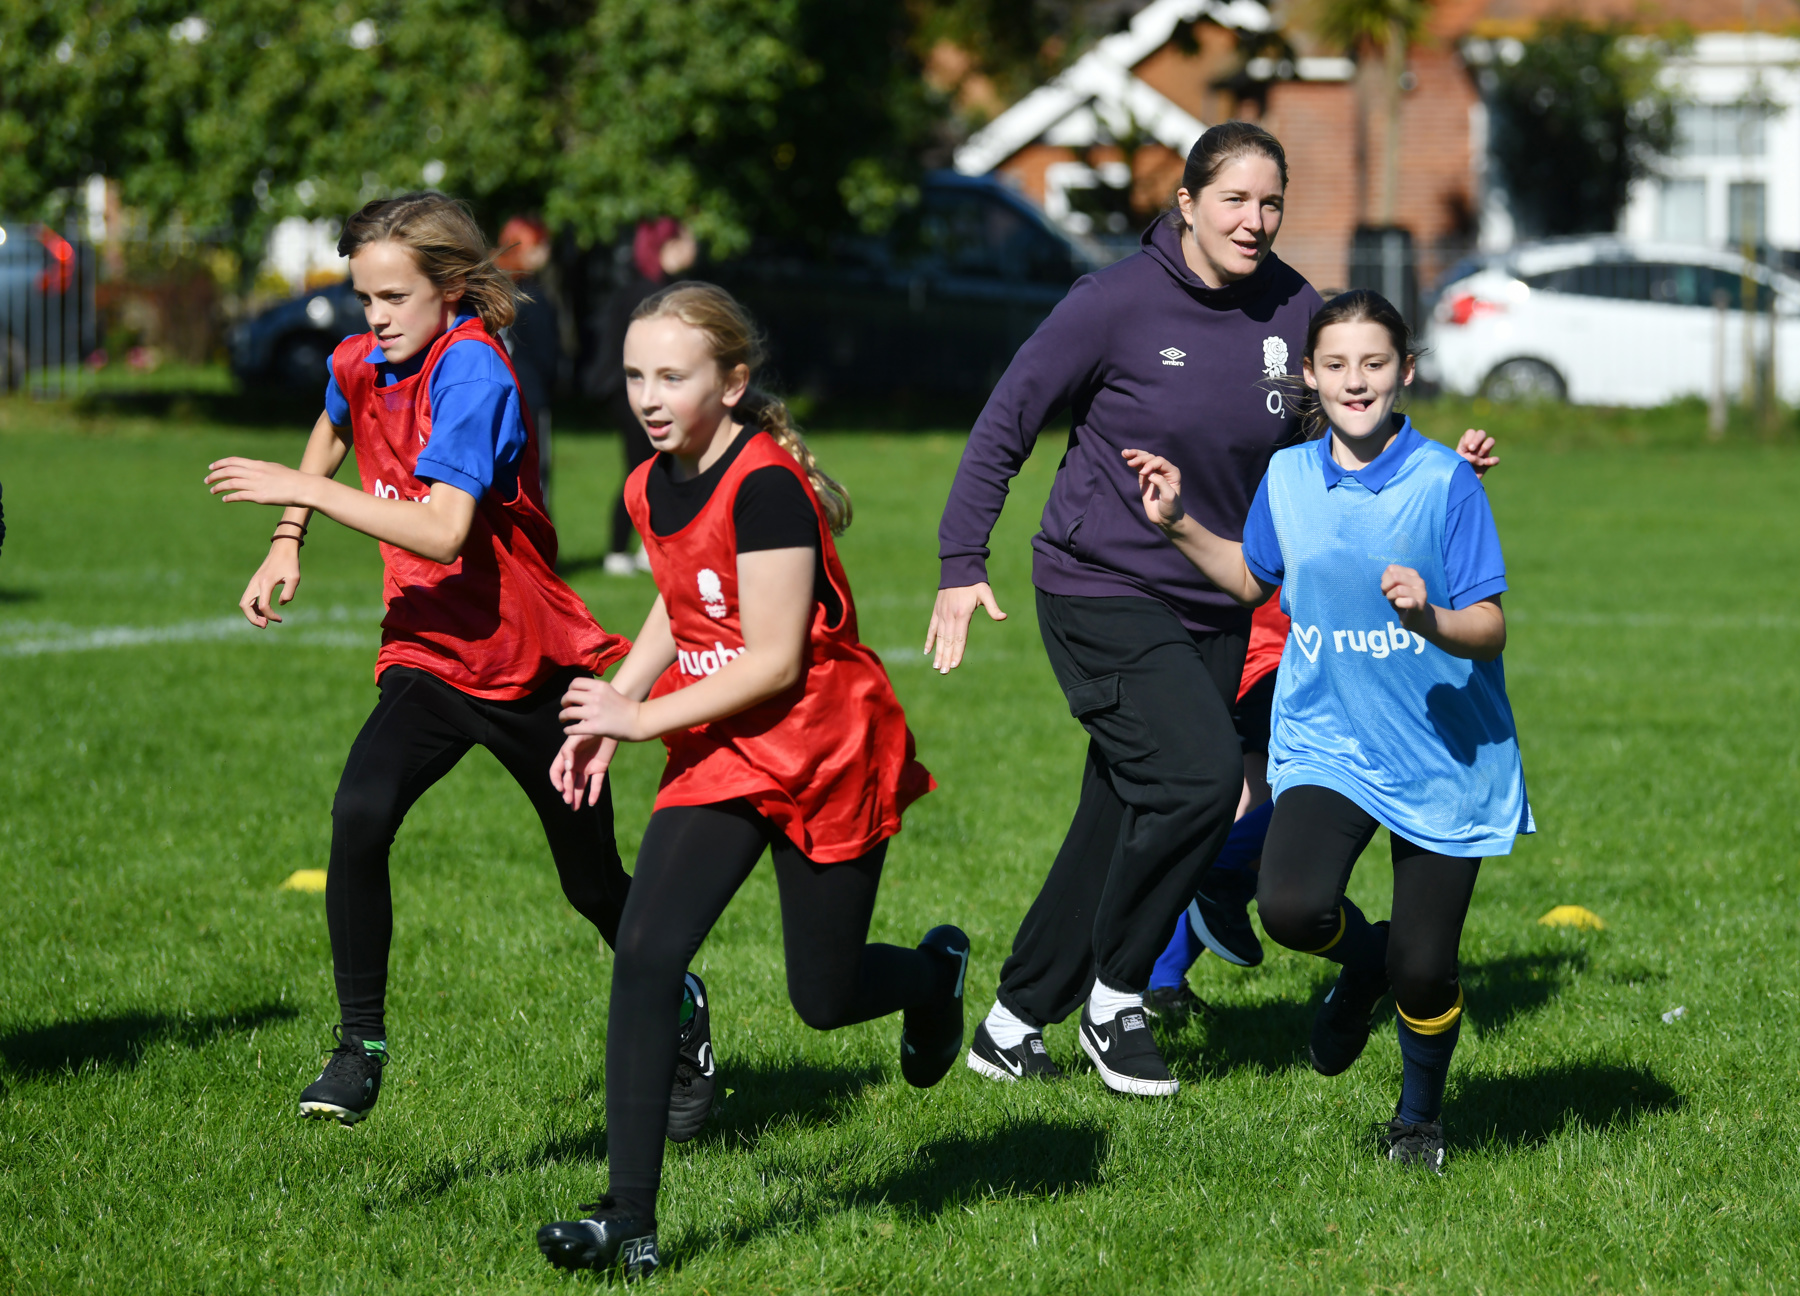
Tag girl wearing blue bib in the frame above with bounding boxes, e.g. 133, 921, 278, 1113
1124, 290, 1531, 1173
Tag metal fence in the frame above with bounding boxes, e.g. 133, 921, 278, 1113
0, 220, 100, 398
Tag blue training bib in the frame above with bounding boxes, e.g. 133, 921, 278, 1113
1264, 432, 1533, 857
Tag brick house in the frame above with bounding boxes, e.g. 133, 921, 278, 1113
953, 0, 1800, 299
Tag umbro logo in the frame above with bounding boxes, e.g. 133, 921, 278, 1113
1159, 347, 1186, 367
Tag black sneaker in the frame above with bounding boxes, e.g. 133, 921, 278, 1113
297, 1027, 387, 1125
537, 1197, 659, 1277
1079, 1003, 1178, 1096
965, 1020, 1063, 1082
1376, 1115, 1447, 1174
667, 972, 715, 1143
1143, 981, 1213, 1024
900, 924, 970, 1088
1309, 964, 1391, 1077
1188, 867, 1263, 967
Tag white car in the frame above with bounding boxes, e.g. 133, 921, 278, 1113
1419, 238, 1800, 406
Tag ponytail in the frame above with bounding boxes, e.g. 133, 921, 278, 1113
634, 282, 854, 535
338, 192, 519, 334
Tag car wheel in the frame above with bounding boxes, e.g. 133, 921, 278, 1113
1481, 357, 1565, 403
273, 333, 335, 391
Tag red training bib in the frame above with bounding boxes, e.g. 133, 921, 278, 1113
332, 320, 628, 698
625, 431, 933, 862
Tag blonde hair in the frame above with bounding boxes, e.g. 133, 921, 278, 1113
337, 193, 519, 334
632, 282, 852, 535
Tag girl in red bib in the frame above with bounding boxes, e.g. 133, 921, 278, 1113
535, 283, 964, 1279
206, 194, 706, 1132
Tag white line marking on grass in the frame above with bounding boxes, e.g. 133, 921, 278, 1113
0, 606, 384, 657
1511, 610, 1800, 630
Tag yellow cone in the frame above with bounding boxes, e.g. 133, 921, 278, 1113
280, 869, 328, 893
1538, 904, 1604, 931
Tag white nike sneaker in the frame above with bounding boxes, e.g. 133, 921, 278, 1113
1078, 1003, 1178, 1096
965, 1021, 1063, 1082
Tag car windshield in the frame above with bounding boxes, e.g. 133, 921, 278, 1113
1522, 259, 1775, 311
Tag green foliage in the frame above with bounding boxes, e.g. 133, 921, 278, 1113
1305, 0, 1423, 57
3, 404, 1800, 1291
1484, 19, 1684, 237
0, 0, 928, 259
551, 0, 928, 253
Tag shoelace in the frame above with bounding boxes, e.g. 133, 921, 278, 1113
319, 1025, 387, 1081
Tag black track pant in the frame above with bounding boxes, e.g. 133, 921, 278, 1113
326, 666, 631, 1039
1256, 784, 1479, 1020
996, 591, 1246, 1027
604, 802, 943, 1225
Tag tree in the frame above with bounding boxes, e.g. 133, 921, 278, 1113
0, 0, 929, 259
1310, 0, 1427, 227
1483, 19, 1682, 237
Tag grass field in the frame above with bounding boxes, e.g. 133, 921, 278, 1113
2, 394, 1798, 1293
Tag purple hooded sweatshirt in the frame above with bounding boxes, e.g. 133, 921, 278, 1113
938, 218, 1321, 635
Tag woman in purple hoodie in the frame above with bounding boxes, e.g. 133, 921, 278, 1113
928, 122, 1320, 1096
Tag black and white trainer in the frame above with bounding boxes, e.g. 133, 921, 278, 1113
1079, 1003, 1178, 1097
1376, 1115, 1447, 1175
1188, 867, 1264, 967
1143, 981, 1213, 1024
297, 1026, 387, 1125
667, 971, 715, 1143
965, 1020, 1063, 1082
537, 1197, 659, 1278
1309, 964, 1391, 1077
900, 924, 970, 1088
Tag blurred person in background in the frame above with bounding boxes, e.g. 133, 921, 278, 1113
497, 216, 562, 511
589, 218, 698, 576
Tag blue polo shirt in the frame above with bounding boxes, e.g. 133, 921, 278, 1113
1241, 420, 1507, 609
325, 314, 527, 500
1239, 417, 1532, 856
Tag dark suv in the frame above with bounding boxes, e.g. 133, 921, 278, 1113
709, 171, 1101, 398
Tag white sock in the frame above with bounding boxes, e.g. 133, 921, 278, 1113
1087, 976, 1142, 1025
983, 1001, 1035, 1050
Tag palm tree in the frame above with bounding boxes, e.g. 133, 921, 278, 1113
1312, 0, 1428, 225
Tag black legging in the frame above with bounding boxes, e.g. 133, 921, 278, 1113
1256, 784, 1479, 1021
604, 802, 942, 1226
326, 666, 631, 1039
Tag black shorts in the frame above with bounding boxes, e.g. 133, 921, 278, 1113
1233, 669, 1276, 755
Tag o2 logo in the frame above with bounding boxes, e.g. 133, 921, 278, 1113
372, 478, 428, 504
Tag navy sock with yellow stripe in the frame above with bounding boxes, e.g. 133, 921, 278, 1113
1310, 898, 1386, 981
1396, 989, 1463, 1124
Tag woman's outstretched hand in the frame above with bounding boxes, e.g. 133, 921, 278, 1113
559, 676, 642, 741
1122, 448, 1186, 531
550, 733, 617, 808
1455, 429, 1498, 478
924, 583, 1007, 674
205, 457, 316, 507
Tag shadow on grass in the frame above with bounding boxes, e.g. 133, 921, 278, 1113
74, 387, 321, 428
675, 1116, 1109, 1263
1164, 995, 1316, 1078
0, 1004, 298, 1080
1450, 1060, 1681, 1148
398, 1059, 885, 1201
1462, 948, 1588, 1037
1161, 947, 1588, 1078
0, 587, 41, 604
